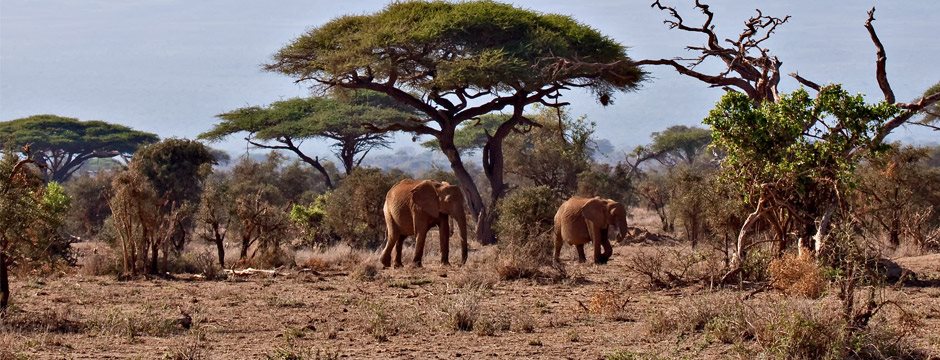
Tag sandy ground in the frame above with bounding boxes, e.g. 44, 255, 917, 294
2, 243, 939, 360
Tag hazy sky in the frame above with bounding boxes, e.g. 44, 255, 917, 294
1, 1, 937, 161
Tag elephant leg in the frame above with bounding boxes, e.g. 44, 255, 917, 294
553, 228, 562, 263
601, 237, 613, 263
394, 235, 405, 268
413, 233, 427, 268
439, 215, 451, 266
596, 228, 611, 264
575, 245, 587, 263
380, 224, 399, 268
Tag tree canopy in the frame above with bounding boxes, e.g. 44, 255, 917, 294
266, 0, 644, 243
0, 115, 158, 182
704, 85, 900, 265
202, 91, 416, 188
920, 82, 940, 126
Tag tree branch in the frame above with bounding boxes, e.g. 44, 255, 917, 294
864, 7, 895, 104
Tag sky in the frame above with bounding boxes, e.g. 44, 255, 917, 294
1, 0, 937, 163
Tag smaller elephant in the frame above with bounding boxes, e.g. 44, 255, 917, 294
553, 196, 628, 264
380, 179, 469, 268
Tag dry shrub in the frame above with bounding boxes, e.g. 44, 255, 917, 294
769, 253, 826, 299
0, 307, 85, 334
648, 293, 927, 359
362, 302, 398, 342
585, 290, 631, 321
79, 249, 121, 277
512, 313, 536, 333
350, 262, 379, 282
444, 288, 482, 332
625, 246, 722, 289
491, 232, 569, 282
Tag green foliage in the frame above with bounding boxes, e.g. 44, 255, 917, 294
132, 138, 215, 206
29, 182, 76, 267
321, 168, 407, 249
289, 195, 335, 247
504, 108, 595, 196
576, 164, 633, 205
204, 91, 415, 174
422, 114, 507, 154
919, 82, 940, 124
64, 171, 116, 238
267, 1, 644, 103
647, 125, 712, 166
494, 186, 560, 239
0, 114, 158, 182
705, 86, 899, 197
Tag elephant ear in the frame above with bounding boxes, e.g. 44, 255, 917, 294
580, 199, 608, 228
411, 181, 440, 217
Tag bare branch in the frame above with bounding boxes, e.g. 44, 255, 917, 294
788, 72, 822, 91
864, 7, 895, 104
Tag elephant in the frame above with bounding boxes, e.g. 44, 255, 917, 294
380, 179, 469, 268
553, 196, 629, 264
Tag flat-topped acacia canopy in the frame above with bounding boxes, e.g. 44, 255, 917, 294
0, 114, 159, 182
202, 90, 418, 187
266, 0, 644, 125
267, 0, 645, 243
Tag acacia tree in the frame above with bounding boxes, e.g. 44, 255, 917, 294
639, 2, 940, 267
265, 1, 644, 243
202, 91, 415, 189
0, 115, 158, 182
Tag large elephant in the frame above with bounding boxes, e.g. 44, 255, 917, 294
553, 196, 629, 264
380, 179, 469, 268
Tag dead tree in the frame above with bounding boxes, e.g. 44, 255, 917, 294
639, 2, 940, 271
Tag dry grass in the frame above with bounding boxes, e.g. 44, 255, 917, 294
4, 241, 938, 358
769, 253, 826, 299
296, 244, 376, 271
648, 292, 927, 359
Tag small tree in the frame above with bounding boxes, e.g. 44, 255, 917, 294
503, 109, 595, 198
196, 174, 231, 267
0, 115, 158, 182
855, 145, 940, 250
109, 170, 160, 276
0, 149, 39, 311
704, 86, 900, 267
132, 139, 216, 254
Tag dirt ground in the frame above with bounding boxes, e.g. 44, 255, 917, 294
2, 243, 940, 360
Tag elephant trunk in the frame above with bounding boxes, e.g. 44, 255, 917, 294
616, 216, 630, 242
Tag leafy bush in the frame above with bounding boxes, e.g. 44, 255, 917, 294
493, 185, 559, 240
289, 195, 336, 247
321, 168, 406, 249
63, 171, 115, 238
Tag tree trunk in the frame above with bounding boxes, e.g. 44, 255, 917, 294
811, 206, 836, 254
732, 195, 768, 268
439, 138, 492, 244
215, 238, 226, 268
149, 242, 159, 274
0, 250, 9, 312
239, 243, 249, 259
